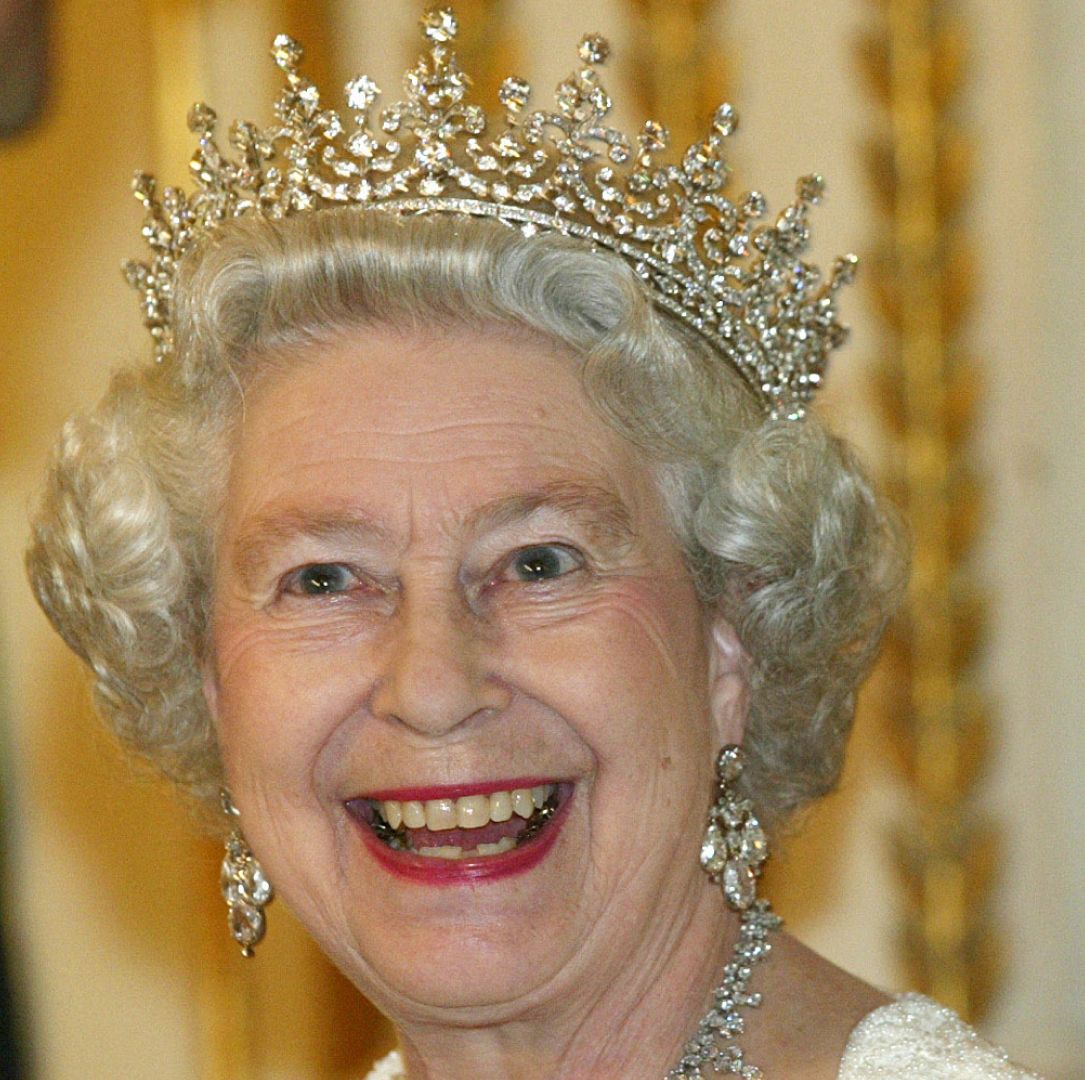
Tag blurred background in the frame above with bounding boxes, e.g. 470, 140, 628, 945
0, 0, 1082, 1076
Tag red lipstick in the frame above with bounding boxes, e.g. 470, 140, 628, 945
346, 786, 572, 886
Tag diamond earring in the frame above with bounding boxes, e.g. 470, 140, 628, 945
699, 745, 769, 910
220, 790, 273, 957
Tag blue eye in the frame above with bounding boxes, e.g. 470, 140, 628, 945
288, 563, 357, 595
509, 545, 581, 582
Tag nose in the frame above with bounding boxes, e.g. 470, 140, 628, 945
368, 587, 510, 736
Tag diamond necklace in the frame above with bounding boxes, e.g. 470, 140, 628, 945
374, 900, 780, 1080
666, 900, 780, 1079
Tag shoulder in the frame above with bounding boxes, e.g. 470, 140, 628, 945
838, 994, 1044, 1079
362, 1050, 405, 1080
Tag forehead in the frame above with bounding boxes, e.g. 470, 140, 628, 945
223, 323, 662, 532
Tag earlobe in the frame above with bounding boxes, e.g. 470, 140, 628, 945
707, 614, 750, 748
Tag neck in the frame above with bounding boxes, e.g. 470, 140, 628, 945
389, 887, 748, 1080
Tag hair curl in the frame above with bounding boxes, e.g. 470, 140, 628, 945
27, 209, 906, 828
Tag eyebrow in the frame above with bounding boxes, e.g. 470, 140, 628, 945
229, 480, 636, 585
466, 481, 635, 546
230, 508, 394, 587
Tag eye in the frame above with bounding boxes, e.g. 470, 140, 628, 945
505, 544, 583, 583
283, 563, 359, 596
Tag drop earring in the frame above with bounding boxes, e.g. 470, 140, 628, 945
220, 790, 273, 956
699, 744, 769, 910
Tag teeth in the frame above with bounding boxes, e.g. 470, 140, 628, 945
489, 790, 512, 822
418, 845, 463, 859
512, 789, 535, 819
418, 836, 518, 860
456, 795, 490, 829
378, 785, 555, 832
401, 800, 426, 829
424, 798, 457, 831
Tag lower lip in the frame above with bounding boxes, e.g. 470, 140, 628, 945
352, 794, 572, 886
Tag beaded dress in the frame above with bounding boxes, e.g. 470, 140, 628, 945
361, 994, 1042, 1079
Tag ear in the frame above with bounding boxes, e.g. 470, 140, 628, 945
201, 658, 221, 728
706, 611, 750, 748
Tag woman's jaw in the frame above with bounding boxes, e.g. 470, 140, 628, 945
345, 779, 574, 884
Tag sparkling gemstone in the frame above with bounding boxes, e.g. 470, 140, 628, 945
700, 821, 727, 874
717, 745, 744, 782
497, 133, 521, 158
421, 8, 458, 43
122, 261, 148, 289
742, 191, 767, 218
131, 171, 155, 200
186, 102, 216, 135
589, 87, 612, 114
798, 173, 826, 202
578, 33, 610, 64
740, 822, 768, 865
499, 76, 531, 110
833, 253, 860, 285
272, 34, 303, 70
713, 102, 738, 136
346, 75, 379, 111
640, 119, 669, 152
419, 176, 443, 196
347, 131, 375, 158
723, 860, 757, 909
463, 105, 486, 133
556, 79, 579, 112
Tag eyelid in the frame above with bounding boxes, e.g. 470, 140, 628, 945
278, 561, 364, 597
497, 542, 586, 583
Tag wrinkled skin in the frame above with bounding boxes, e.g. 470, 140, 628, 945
204, 323, 757, 1076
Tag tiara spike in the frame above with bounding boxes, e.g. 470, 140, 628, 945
123, 5, 855, 418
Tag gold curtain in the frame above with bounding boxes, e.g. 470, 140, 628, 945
860, 0, 996, 1021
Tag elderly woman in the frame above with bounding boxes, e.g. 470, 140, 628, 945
27, 11, 1040, 1080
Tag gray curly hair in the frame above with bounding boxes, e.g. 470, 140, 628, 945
26, 209, 906, 829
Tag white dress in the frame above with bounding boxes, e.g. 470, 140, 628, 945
362, 994, 1042, 1078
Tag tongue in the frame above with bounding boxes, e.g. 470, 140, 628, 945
408, 816, 530, 851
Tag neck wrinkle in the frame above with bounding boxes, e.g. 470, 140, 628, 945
389, 884, 742, 1080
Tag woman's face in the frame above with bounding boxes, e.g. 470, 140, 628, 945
206, 323, 747, 1022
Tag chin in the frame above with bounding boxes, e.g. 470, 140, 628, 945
294, 786, 595, 1017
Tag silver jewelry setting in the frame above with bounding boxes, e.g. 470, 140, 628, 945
219, 790, 273, 957
123, 7, 856, 419
700, 745, 770, 911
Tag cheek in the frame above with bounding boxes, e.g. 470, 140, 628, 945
207, 611, 362, 795
503, 575, 712, 756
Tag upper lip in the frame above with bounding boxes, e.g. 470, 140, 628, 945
355, 777, 564, 802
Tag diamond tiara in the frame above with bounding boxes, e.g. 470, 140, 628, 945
124, 6, 857, 419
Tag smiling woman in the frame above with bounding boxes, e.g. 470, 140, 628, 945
23, 9, 1044, 1080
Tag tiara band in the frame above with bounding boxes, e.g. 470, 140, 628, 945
124, 6, 857, 420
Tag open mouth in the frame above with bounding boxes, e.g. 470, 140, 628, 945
346, 783, 569, 863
